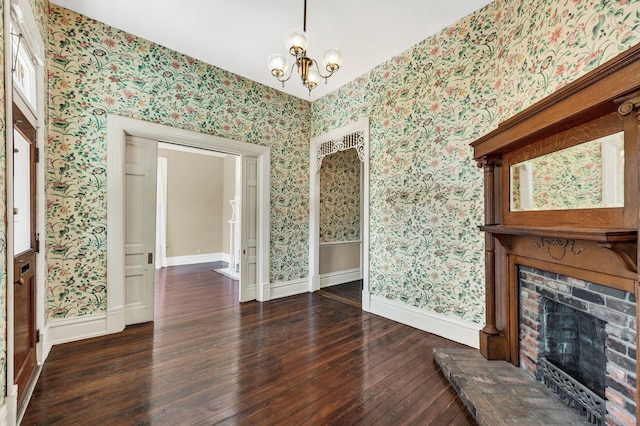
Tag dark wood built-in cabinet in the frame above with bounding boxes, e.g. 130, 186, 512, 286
471, 43, 640, 420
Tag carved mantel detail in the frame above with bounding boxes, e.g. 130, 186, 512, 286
534, 238, 584, 261
598, 242, 638, 273
476, 156, 502, 170
617, 94, 640, 117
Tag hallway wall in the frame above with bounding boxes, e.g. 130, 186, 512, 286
158, 149, 227, 259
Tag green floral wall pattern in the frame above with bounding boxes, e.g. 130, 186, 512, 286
312, 0, 640, 323
319, 148, 361, 243
30, 0, 48, 37
47, 5, 311, 318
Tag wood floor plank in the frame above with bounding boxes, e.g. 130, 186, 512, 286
22, 263, 476, 425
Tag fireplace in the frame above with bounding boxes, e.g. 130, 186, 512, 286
469, 45, 640, 426
542, 298, 607, 398
518, 266, 637, 423
542, 299, 607, 398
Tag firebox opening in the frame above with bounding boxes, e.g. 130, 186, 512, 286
542, 297, 607, 398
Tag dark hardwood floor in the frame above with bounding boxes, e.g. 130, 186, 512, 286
316, 280, 362, 308
22, 263, 476, 425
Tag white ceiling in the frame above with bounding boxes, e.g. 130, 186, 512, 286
51, 0, 493, 101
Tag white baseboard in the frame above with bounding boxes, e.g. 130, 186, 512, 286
369, 295, 481, 349
362, 289, 371, 312
320, 268, 362, 288
166, 252, 228, 267
0, 393, 16, 426
270, 278, 309, 300
47, 313, 109, 348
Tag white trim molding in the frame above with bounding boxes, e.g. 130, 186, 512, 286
310, 117, 370, 308
320, 268, 362, 288
45, 314, 110, 353
166, 252, 228, 267
319, 240, 361, 247
369, 295, 481, 349
0, 394, 16, 426
270, 278, 309, 300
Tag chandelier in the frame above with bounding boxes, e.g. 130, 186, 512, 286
267, 0, 343, 95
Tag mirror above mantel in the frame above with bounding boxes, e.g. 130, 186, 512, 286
498, 108, 634, 229
510, 130, 624, 212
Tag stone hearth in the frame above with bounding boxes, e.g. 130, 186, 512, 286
434, 348, 591, 425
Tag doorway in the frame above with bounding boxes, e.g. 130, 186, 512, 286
124, 135, 256, 325
107, 115, 271, 332
309, 117, 370, 310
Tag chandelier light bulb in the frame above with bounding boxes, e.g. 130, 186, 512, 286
322, 48, 343, 72
285, 28, 308, 55
307, 68, 321, 88
267, 54, 289, 77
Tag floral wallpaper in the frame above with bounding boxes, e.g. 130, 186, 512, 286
319, 148, 361, 243
312, 0, 640, 324
46, 5, 311, 318
30, 0, 48, 38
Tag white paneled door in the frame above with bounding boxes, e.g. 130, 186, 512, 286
124, 135, 157, 324
240, 156, 258, 302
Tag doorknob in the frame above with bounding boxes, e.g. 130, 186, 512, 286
15, 278, 24, 286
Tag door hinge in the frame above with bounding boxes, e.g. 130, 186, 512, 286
148, 253, 153, 264
35, 233, 40, 253
36, 329, 41, 343
35, 147, 40, 163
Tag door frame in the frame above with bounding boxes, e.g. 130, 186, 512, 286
5, 0, 46, 422
106, 115, 271, 333
309, 117, 370, 311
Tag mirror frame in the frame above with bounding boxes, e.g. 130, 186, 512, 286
500, 110, 636, 228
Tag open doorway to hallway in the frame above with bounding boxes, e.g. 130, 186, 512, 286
156, 143, 241, 281
109, 114, 271, 334
124, 136, 245, 326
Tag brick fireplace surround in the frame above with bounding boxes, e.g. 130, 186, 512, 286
519, 266, 637, 424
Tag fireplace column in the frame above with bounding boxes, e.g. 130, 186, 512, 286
478, 156, 507, 360
617, 92, 640, 425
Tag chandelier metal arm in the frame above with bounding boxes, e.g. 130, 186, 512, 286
272, 63, 295, 86
309, 58, 337, 81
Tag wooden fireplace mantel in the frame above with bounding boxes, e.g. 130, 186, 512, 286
479, 225, 636, 245
470, 43, 640, 420
480, 225, 637, 273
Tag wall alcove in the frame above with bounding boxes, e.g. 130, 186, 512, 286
471, 43, 640, 422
